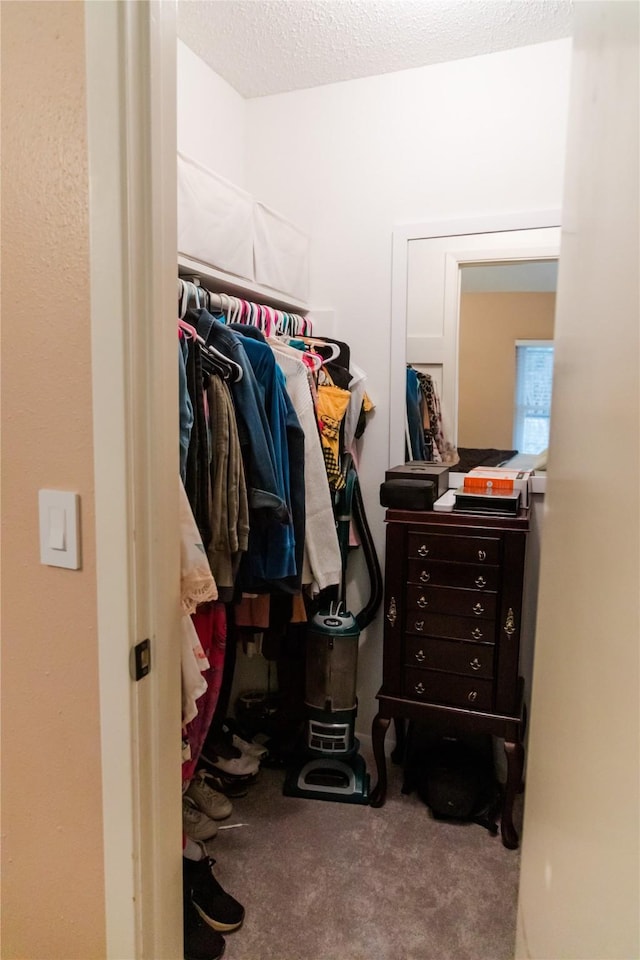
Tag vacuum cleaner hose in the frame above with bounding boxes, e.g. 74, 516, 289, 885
353, 475, 384, 631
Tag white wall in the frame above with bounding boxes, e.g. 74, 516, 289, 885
516, 4, 639, 957
244, 40, 572, 732
177, 39, 247, 185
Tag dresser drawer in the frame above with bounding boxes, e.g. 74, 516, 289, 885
404, 667, 493, 711
407, 532, 500, 564
407, 558, 499, 591
406, 612, 495, 644
406, 584, 497, 619
405, 636, 494, 678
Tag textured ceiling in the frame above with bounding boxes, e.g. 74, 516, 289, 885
177, 0, 574, 99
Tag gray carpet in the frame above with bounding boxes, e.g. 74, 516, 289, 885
207, 744, 521, 960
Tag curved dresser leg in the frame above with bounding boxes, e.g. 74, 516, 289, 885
369, 713, 391, 808
501, 738, 525, 849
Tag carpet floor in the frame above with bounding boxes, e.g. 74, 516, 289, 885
204, 743, 522, 960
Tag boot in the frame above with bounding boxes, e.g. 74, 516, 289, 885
183, 856, 245, 933
183, 879, 225, 960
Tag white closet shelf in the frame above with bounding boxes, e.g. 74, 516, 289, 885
178, 255, 310, 313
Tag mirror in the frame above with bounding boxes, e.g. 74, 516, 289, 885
457, 259, 558, 462
389, 216, 562, 471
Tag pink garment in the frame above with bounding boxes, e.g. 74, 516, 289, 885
182, 601, 227, 783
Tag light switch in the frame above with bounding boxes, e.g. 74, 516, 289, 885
39, 490, 81, 569
49, 506, 66, 550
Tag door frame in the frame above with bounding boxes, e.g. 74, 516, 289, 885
390, 211, 562, 468
85, 2, 181, 957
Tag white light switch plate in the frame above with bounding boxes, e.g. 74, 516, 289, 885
39, 490, 81, 569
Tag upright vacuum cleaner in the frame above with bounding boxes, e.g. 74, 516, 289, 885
283, 455, 383, 804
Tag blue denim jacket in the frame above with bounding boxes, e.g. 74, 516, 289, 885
178, 337, 193, 481
231, 325, 306, 590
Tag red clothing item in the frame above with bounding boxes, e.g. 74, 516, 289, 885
182, 601, 227, 783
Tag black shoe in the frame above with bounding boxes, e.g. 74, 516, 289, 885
184, 857, 245, 933
184, 892, 225, 960
196, 762, 257, 798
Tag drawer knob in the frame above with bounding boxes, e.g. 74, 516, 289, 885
468, 690, 478, 702
475, 576, 487, 588
415, 682, 425, 695
415, 620, 424, 632
419, 570, 431, 584
470, 658, 482, 671
415, 649, 426, 663
417, 596, 428, 609
472, 627, 483, 639
418, 544, 430, 557
504, 607, 516, 637
386, 596, 397, 627
473, 603, 485, 616
478, 549, 487, 561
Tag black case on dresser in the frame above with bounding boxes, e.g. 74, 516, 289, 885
370, 508, 529, 849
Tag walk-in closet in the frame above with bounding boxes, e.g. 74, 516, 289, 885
4, 3, 639, 960
173, 6, 567, 960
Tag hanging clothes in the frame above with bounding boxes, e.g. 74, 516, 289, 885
184, 339, 213, 548
182, 602, 227, 783
227, 323, 301, 591
188, 307, 289, 524
412, 367, 459, 466
180, 481, 218, 726
178, 336, 194, 482
180, 480, 218, 615
406, 365, 426, 460
229, 323, 306, 593
181, 615, 209, 728
316, 377, 351, 491
270, 340, 342, 595
206, 375, 249, 601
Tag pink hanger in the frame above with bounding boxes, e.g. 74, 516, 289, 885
178, 318, 202, 342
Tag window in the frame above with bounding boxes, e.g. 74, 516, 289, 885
513, 341, 554, 454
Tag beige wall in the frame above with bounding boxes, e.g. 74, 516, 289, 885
516, 2, 639, 957
458, 292, 556, 449
1, 3, 106, 958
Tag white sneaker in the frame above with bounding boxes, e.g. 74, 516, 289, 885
208, 752, 260, 777
183, 797, 218, 841
185, 775, 233, 821
231, 733, 269, 760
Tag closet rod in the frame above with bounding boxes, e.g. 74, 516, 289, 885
182, 277, 306, 317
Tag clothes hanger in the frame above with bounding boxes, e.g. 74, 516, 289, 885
298, 337, 341, 363
205, 341, 243, 382
301, 350, 323, 373
178, 317, 199, 339
177, 316, 243, 382
218, 292, 230, 322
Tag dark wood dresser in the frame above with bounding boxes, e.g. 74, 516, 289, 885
370, 507, 529, 848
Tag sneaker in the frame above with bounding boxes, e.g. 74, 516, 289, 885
196, 765, 254, 799
205, 751, 260, 778
231, 732, 269, 760
185, 775, 233, 821
200, 747, 260, 777
221, 720, 269, 760
204, 733, 243, 761
184, 893, 225, 960
183, 797, 218, 842
184, 857, 245, 933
